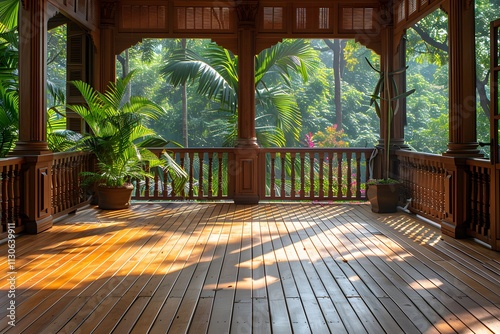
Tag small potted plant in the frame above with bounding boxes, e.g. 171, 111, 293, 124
365, 57, 415, 213
67, 71, 187, 209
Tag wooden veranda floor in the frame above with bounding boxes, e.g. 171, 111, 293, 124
0, 203, 499, 334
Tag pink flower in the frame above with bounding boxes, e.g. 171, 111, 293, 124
304, 132, 315, 148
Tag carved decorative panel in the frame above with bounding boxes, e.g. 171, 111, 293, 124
175, 6, 233, 31
121, 5, 167, 30
262, 7, 284, 31
408, 0, 417, 16
340, 6, 375, 32
294, 6, 331, 32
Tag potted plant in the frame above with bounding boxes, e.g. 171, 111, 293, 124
365, 57, 415, 213
67, 71, 187, 209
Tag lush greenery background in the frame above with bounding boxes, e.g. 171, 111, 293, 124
0, 1, 499, 157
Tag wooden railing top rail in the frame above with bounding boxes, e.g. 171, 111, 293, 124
147, 147, 375, 154
465, 158, 492, 168
147, 147, 236, 154
396, 149, 450, 163
0, 156, 25, 167
52, 151, 93, 160
261, 147, 374, 154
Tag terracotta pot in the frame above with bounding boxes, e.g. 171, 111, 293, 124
97, 184, 134, 210
366, 182, 400, 213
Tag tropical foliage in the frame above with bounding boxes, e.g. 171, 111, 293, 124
161, 39, 319, 147
67, 72, 188, 191
0, 0, 499, 160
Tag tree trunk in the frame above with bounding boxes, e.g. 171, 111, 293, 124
324, 39, 346, 130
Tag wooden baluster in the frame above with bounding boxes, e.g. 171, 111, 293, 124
50, 161, 56, 214
6, 167, 14, 229
153, 165, 159, 199
318, 151, 324, 199
198, 152, 204, 199
336, 152, 343, 198
364, 152, 370, 199
300, 151, 305, 199
416, 161, 422, 212
327, 151, 333, 198
290, 152, 296, 199
188, 152, 195, 198
208, 153, 214, 199
355, 153, 361, 199
429, 164, 436, 217
218, 152, 223, 198
14, 164, 21, 228
280, 153, 286, 199
309, 152, 315, 198
439, 164, 444, 218
346, 153, 352, 199
2, 166, 8, 231
64, 157, 70, 208
424, 162, 430, 214
478, 167, 485, 235
484, 168, 491, 237
270, 152, 276, 199
70, 156, 76, 206
57, 159, 63, 212
143, 162, 150, 200
470, 167, 478, 232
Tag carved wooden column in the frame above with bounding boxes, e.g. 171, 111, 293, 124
440, 0, 478, 239
233, 1, 260, 204
444, 0, 481, 157
13, 0, 53, 233
98, 0, 117, 91
392, 33, 409, 150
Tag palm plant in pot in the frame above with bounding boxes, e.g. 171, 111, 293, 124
365, 57, 415, 213
67, 71, 188, 209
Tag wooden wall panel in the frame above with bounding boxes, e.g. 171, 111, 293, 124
393, 0, 444, 32
48, 0, 98, 29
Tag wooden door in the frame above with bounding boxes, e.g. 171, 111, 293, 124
490, 18, 500, 250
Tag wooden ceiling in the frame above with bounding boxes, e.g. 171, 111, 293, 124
47, 0, 444, 53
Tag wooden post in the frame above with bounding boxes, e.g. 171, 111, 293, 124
441, 0, 479, 238
98, 0, 117, 91
233, 1, 260, 204
13, 0, 53, 233
444, 0, 481, 157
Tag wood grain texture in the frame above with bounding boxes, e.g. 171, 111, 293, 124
0, 203, 498, 333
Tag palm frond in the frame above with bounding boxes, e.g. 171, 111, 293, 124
0, 0, 19, 32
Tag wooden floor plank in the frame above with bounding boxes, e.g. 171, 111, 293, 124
0, 203, 499, 334
0, 207, 161, 332
353, 204, 500, 329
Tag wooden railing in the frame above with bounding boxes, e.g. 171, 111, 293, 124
0, 157, 24, 236
133, 148, 235, 201
396, 150, 449, 223
133, 147, 373, 202
52, 151, 94, 219
465, 159, 492, 243
260, 148, 372, 201
397, 150, 495, 248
